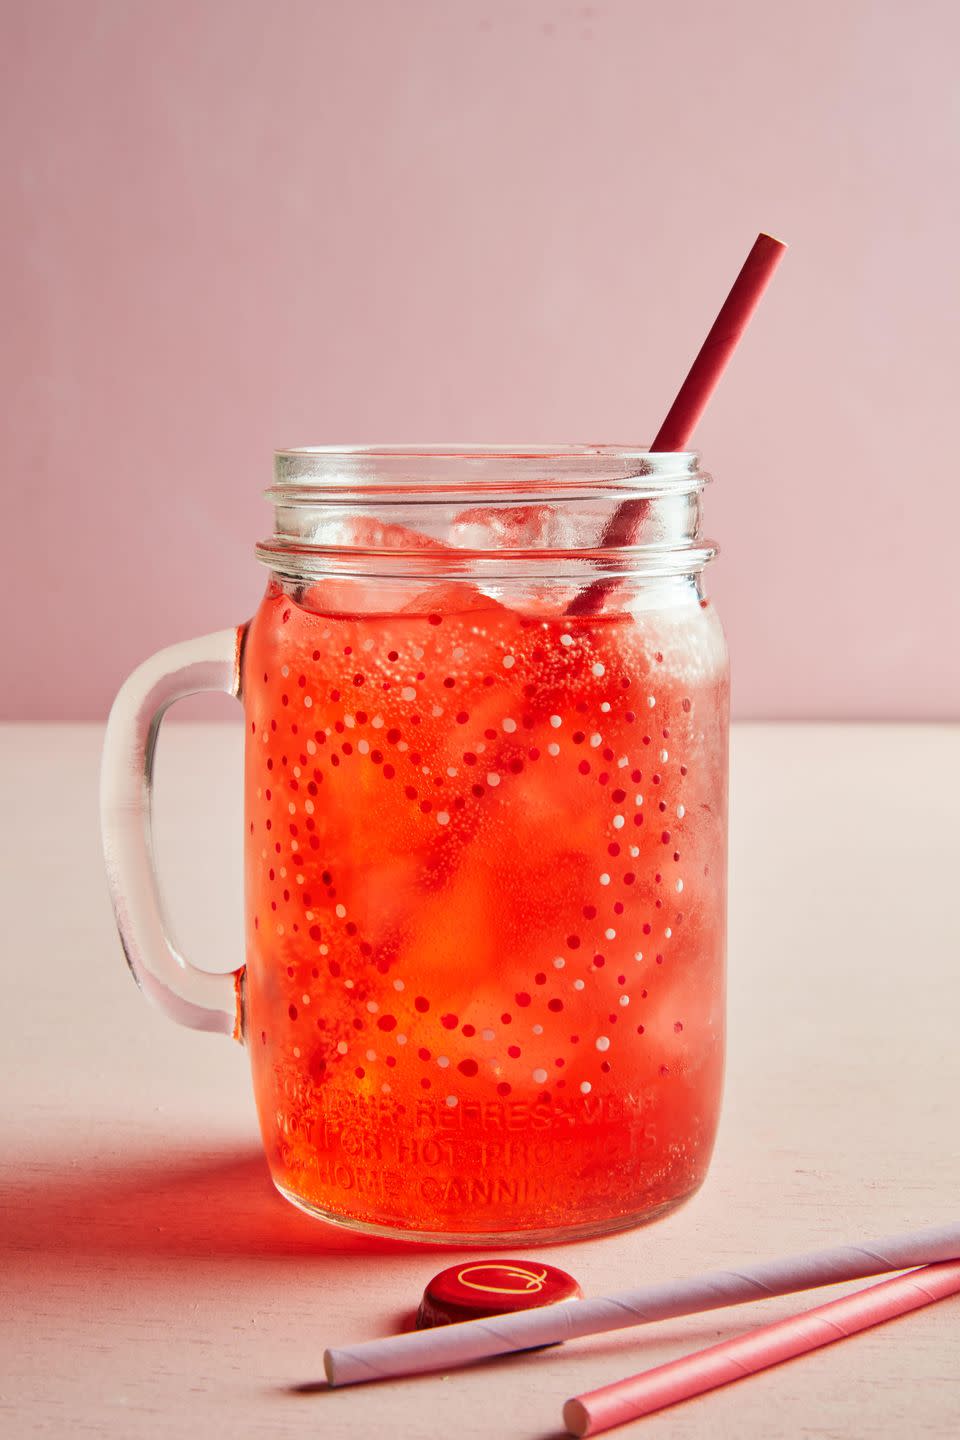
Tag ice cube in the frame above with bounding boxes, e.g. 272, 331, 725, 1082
451, 499, 612, 553
296, 517, 455, 616
399, 581, 508, 618
451, 504, 554, 549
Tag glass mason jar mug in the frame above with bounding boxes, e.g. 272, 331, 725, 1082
101, 446, 729, 1244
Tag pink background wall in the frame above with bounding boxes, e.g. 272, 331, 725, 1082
3, 0, 958, 721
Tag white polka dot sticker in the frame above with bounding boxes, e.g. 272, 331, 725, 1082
487, 773, 500, 787
532, 1068, 548, 1084
591, 662, 605, 677
336, 1041, 348, 1055
596, 1036, 611, 1052
574, 978, 585, 990
502, 655, 515, 668
437, 1056, 450, 1069
550, 715, 562, 728
446, 1094, 458, 1107
502, 717, 517, 733
580, 1081, 592, 1094
393, 978, 405, 991
401, 686, 416, 701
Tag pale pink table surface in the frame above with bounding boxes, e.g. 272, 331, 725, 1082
2, 723, 958, 1439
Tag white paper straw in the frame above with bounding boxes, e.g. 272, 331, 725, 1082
323, 1221, 960, 1387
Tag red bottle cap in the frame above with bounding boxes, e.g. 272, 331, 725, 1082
416, 1259, 582, 1328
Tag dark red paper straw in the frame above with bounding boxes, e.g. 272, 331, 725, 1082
650, 232, 786, 451
562, 1260, 960, 1437
566, 232, 786, 616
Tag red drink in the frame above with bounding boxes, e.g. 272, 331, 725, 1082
243, 572, 728, 1241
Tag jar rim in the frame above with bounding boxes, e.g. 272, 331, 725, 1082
262, 446, 715, 582
272, 445, 703, 496
275, 444, 698, 459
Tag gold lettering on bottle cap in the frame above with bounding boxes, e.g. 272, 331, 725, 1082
456, 1263, 549, 1296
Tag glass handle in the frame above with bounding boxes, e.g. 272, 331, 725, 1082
100, 628, 246, 1040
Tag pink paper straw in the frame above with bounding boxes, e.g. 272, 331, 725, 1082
322, 1221, 960, 1387
563, 1260, 960, 1436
